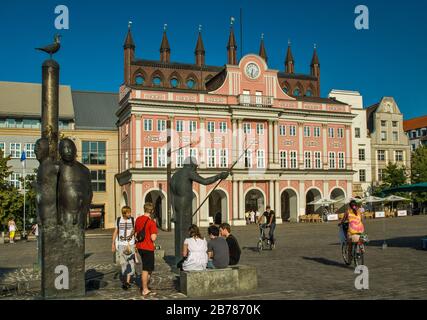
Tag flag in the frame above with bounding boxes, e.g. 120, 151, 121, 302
20, 150, 26, 168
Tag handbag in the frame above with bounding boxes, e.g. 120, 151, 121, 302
136, 218, 149, 243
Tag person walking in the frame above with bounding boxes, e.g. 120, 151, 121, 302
219, 223, 241, 265
207, 225, 229, 269
135, 203, 158, 297
181, 225, 208, 271
8, 218, 16, 244
112, 206, 136, 290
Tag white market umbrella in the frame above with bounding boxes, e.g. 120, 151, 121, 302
362, 196, 385, 203
384, 195, 410, 203
307, 198, 337, 206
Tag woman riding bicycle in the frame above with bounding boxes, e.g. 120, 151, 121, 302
339, 200, 365, 259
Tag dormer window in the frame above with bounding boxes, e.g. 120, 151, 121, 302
293, 88, 301, 97
186, 79, 195, 89
135, 75, 144, 85
152, 76, 162, 86
305, 89, 313, 97
170, 78, 179, 88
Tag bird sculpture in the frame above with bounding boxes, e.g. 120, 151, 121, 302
36, 34, 61, 58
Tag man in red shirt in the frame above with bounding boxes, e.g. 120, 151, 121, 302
135, 203, 158, 296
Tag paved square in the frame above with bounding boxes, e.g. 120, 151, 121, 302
1, 216, 426, 299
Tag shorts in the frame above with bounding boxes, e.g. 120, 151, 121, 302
138, 249, 155, 272
9, 231, 15, 239
118, 245, 135, 277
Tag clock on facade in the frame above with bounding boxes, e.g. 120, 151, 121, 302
245, 62, 260, 79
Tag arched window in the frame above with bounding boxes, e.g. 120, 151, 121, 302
186, 79, 195, 89
282, 86, 289, 94
293, 88, 301, 97
135, 75, 144, 85
170, 78, 179, 88
152, 76, 162, 86
305, 89, 313, 97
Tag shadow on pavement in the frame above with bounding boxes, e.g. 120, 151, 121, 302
242, 246, 260, 252
302, 257, 350, 270
85, 269, 108, 292
368, 236, 426, 250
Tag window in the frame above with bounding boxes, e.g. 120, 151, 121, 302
282, 86, 289, 94
219, 149, 228, 168
0, 142, 4, 157
314, 127, 321, 137
189, 121, 197, 133
393, 131, 398, 142
144, 148, 153, 167
256, 123, 264, 135
255, 92, 262, 105
329, 152, 336, 169
337, 128, 344, 138
207, 149, 216, 168
219, 122, 227, 133
176, 149, 184, 168
279, 125, 286, 136
392, 121, 398, 128
207, 121, 215, 133
381, 120, 387, 127
125, 123, 129, 136
144, 119, 153, 131
304, 151, 312, 169
412, 144, 417, 152
135, 75, 144, 85
244, 150, 252, 168
91, 170, 106, 192
190, 148, 198, 162
243, 123, 251, 134
314, 152, 322, 169
395, 150, 404, 162
290, 151, 297, 169
378, 169, 385, 182
125, 152, 129, 170
359, 170, 366, 182
289, 126, 297, 137
152, 76, 162, 86
280, 151, 287, 168
25, 143, 36, 159
82, 141, 106, 165
186, 79, 195, 89
257, 150, 265, 168
170, 78, 179, 88
338, 152, 345, 169
378, 150, 386, 161
9, 173, 22, 189
293, 88, 301, 96
359, 149, 366, 161
381, 131, 387, 141
305, 89, 313, 97
355, 128, 361, 138
176, 120, 184, 132
411, 131, 417, 139
10, 143, 21, 159
23, 119, 40, 129
157, 120, 166, 132
242, 90, 250, 105
328, 128, 334, 138
304, 126, 311, 137
157, 148, 166, 167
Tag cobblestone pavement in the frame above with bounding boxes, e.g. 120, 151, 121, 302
1, 216, 427, 299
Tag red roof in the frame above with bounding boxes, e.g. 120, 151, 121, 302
403, 115, 427, 131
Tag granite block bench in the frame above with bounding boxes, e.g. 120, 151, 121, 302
179, 265, 257, 298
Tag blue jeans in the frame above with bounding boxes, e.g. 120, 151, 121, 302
269, 223, 276, 245
207, 260, 215, 269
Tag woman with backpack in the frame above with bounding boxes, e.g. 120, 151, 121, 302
112, 206, 136, 290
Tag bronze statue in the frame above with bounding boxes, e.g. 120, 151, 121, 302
58, 138, 93, 229
170, 157, 228, 260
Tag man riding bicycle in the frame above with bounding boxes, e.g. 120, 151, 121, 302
257, 205, 276, 248
338, 200, 365, 260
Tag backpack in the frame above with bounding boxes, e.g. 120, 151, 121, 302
136, 217, 149, 243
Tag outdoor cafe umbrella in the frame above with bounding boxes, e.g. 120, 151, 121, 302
384, 195, 410, 216
362, 196, 388, 249
307, 198, 338, 206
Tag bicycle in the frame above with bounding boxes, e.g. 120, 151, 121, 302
257, 224, 274, 252
341, 233, 368, 266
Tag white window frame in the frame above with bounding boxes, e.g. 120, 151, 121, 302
207, 121, 215, 133
257, 150, 265, 168
304, 151, 312, 169
157, 148, 166, 167
304, 126, 311, 137
359, 169, 366, 182
176, 148, 185, 168
219, 122, 227, 133
329, 152, 336, 169
338, 152, 345, 169
359, 149, 366, 161
378, 150, 385, 161
290, 151, 297, 169
143, 119, 153, 131
9, 172, 22, 189
207, 149, 216, 168
157, 119, 166, 132
219, 149, 228, 168
395, 150, 403, 162
125, 151, 129, 170
314, 151, 322, 169
355, 127, 361, 138
289, 126, 297, 137
314, 127, 321, 137
144, 147, 153, 167
190, 148, 198, 162
337, 128, 344, 138
256, 123, 265, 135
279, 125, 286, 136
280, 151, 287, 168
328, 128, 334, 138
392, 131, 399, 142
381, 131, 387, 141
189, 121, 197, 133
25, 143, 36, 159
243, 123, 251, 134
10, 143, 21, 159
244, 150, 253, 168
0, 142, 5, 157
176, 120, 184, 133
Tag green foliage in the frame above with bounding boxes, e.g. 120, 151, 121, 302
410, 145, 427, 203
381, 162, 408, 189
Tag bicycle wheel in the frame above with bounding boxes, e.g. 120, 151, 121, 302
342, 243, 350, 265
353, 244, 364, 266
257, 240, 263, 253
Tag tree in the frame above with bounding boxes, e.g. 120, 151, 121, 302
381, 162, 408, 189
410, 145, 427, 204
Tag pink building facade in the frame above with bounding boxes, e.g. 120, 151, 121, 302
116, 54, 354, 228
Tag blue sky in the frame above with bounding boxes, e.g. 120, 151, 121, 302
1, 0, 426, 119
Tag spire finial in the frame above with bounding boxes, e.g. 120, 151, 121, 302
314, 43, 317, 49
230, 16, 235, 26
199, 24, 202, 32
261, 33, 264, 40
164, 23, 168, 31
288, 39, 291, 46
128, 21, 133, 30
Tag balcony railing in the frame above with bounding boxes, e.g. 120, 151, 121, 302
238, 94, 273, 107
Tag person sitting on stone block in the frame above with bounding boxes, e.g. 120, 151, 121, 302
180, 225, 208, 272
219, 223, 241, 266
207, 225, 229, 269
